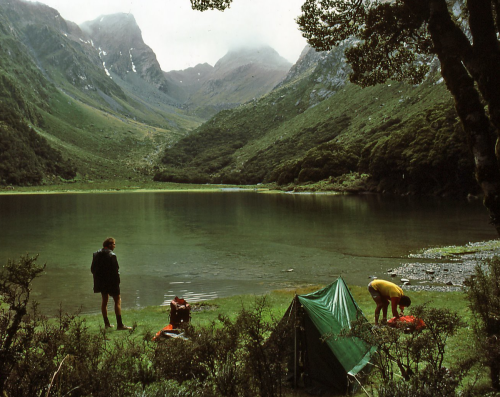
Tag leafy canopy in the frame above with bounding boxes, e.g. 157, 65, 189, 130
297, 0, 434, 86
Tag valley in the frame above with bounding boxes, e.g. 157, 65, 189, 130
0, 0, 476, 200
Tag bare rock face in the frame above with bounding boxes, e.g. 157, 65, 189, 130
80, 13, 169, 93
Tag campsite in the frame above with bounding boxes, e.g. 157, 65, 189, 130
2, 251, 498, 396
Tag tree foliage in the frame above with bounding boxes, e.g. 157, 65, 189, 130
346, 304, 475, 396
464, 256, 500, 390
190, 0, 232, 11
297, 0, 434, 86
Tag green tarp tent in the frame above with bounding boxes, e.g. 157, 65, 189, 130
281, 277, 376, 394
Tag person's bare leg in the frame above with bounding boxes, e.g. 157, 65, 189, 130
373, 296, 390, 325
381, 298, 389, 324
113, 294, 122, 316
101, 293, 114, 328
112, 294, 131, 330
374, 296, 384, 325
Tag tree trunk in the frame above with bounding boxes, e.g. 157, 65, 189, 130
466, 0, 500, 159
428, 0, 500, 235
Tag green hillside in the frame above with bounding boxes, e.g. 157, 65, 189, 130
0, 107, 76, 185
155, 47, 475, 196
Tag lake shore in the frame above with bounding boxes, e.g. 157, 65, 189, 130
0, 181, 274, 195
0, 180, 354, 196
389, 240, 500, 292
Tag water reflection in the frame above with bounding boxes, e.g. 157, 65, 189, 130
0, 191, 495, 314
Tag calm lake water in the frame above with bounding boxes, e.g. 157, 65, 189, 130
0, 191, 496, 315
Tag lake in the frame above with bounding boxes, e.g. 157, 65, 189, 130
0, 191, 496, 315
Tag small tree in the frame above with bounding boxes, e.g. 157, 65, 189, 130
346, 305, 473, 396
0, 254, 45, 394
464, 256, 500, 390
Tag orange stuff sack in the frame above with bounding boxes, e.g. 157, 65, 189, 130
387, 315, 426, 331
152, 324, 173, 341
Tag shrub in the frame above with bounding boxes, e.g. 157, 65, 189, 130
464, 256, 500, 390
346, 304, 475, 396
151, 298, 291, 397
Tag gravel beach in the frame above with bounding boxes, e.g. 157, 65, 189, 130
381, 244, 500, 292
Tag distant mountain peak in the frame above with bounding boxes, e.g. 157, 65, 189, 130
214, 45, 292, 74
80, 13, 169, 93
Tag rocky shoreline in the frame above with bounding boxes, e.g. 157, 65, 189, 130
384, 248, 500, 292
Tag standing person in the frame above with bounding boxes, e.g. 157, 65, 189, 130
91, 237, 132, 330
368, 279, 411, 326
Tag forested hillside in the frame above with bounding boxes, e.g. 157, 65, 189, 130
0, 108, 76, 185
155, 46, 476, 196
0, 3, 76, 185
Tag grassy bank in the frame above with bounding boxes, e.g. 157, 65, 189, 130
0, 180, 274, 195
83, 285, 471, 345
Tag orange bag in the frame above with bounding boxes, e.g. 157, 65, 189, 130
153, 324, 173, 341
387, 315, 426, 331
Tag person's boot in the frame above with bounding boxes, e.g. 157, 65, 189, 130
116, 315, 132, 331
103, 316, 114, 329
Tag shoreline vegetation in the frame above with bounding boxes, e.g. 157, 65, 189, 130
0, 174, 375, 195
0, 180, 280, 195
0, 172, 481, 197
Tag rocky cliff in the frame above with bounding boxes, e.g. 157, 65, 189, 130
80, 13, 170, 94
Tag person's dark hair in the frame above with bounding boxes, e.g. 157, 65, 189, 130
103, 237, 116, 248
400, 295, 411, 307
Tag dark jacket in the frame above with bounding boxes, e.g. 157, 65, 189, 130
91, 248, 120, 294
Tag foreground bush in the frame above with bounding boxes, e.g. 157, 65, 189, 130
464, 256, 500, 391
152, 299, 291, 397
0, 255, 151, 396
346, 303, 480, 397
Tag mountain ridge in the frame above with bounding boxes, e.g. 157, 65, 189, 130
155, 44, 477, 197
80, 13, 171, 95
164, 45, 292, 117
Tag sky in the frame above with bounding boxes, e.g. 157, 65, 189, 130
30, 0, 308, 72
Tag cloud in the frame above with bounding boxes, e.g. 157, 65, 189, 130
30, 0, 307, 71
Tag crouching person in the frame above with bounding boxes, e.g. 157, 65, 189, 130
368, 279, 411, 326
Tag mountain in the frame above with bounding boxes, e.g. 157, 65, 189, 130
0, 0, 473, 195
80, 13, 171, 96
162, 63, 214, 104
164, 45, 292, 118
155, 44, 476, 197
0, 0, 297, 186
0, 0, 201, 185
